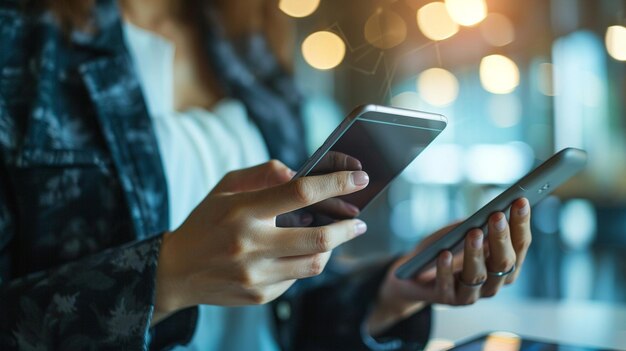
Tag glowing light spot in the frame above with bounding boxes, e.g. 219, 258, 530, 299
417, 68, 459, 106
465, 143, 533, 184
302, 31, 346, 70
445, 0, 487, 26
417, 2, 459, 41
605, 25, 626, 61
364, 8, 407, 49
480, 54, 520, 94
480, 13, 515, 46
279, 0, 320, 18
560, 199, 597, 250
485, 331, 521, 351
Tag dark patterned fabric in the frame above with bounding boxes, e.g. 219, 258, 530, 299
0, 0, 431, 350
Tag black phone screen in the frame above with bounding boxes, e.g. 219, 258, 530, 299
449, 333, 615, 351
281, 109, 445, 227
313, 115, 445, 210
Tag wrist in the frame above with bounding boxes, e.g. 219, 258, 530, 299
154, 232, 185, 323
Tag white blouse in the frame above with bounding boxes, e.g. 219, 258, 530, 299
123, 21, 280, 351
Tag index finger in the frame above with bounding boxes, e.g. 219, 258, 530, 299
309, 151, 362, 174
264, 219, 368, 257
244, 171, 369, 218
505, 198, 532, 283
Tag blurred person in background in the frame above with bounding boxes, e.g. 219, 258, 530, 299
0, 0, 532, 349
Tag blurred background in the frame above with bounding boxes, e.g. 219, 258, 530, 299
279, 0, 626, 322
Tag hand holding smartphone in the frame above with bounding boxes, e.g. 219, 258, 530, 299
395, 147, 588, 279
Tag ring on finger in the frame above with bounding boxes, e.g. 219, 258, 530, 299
487, 263, 516, 277
457, 276, 487, 288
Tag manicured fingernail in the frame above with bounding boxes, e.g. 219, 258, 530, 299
351, 171, 369, 186
494, 215, 507, 232
517, 202, 529, 216
345, 203, 360, 215
472, 233, 483, 249
354, 220, 367, 236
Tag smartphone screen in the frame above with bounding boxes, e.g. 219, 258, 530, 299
448, 332, 613, 351
284, 106, 446, 227
310, 112, 446, 209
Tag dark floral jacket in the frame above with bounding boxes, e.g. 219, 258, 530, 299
0, 0, 431, 350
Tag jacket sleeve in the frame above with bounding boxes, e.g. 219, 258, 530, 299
0, 197, 163, 351
290, 258, 432, 351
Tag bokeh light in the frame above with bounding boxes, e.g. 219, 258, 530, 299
278, 0, 320, 18
417, 68, 459, 106
301, 31, 346, 70
485, 332, 521, 351
480, 54, 520, 94
560, 199, 597, 250
480, 13, 515, 46
417, 2, 459, 41
445, 0, 487, 26
605, 25, 626, 61
364, 8, 408, 49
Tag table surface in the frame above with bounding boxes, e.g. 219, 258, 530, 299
427, 298, 626, 350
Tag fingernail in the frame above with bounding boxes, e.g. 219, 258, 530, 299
494, 215, 507, 232
345, 203, 360, 215
288, 169, 296, 178
351, 171, 369, 186
444, 251, 452, 266
472, 233, 483, 249
354, 220, 367, 236
517, 202, 529, 216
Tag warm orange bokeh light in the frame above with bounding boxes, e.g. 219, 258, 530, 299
417, 2, 459, 41
606, 25, 626, 61
484, 332, 522, 351
445, 0, 487, 26
279, 0, 320, 18
417, 68, 459, 106
480, 54, 520, 94
302, 31, 346, 70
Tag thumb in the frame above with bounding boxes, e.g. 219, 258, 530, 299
212, 160, 295, 194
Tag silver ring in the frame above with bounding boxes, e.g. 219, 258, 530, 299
488, 263, 516, 277
457, 276, 487, 288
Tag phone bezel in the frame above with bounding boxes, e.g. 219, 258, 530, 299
294, 104, 448, 178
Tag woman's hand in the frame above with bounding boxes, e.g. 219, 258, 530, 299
367, 198, 532, 335
153, 160, 370, 323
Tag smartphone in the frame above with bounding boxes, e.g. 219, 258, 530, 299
446, 331, 616, 351
395, 147, 588, 280
288, 105, 447, 224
